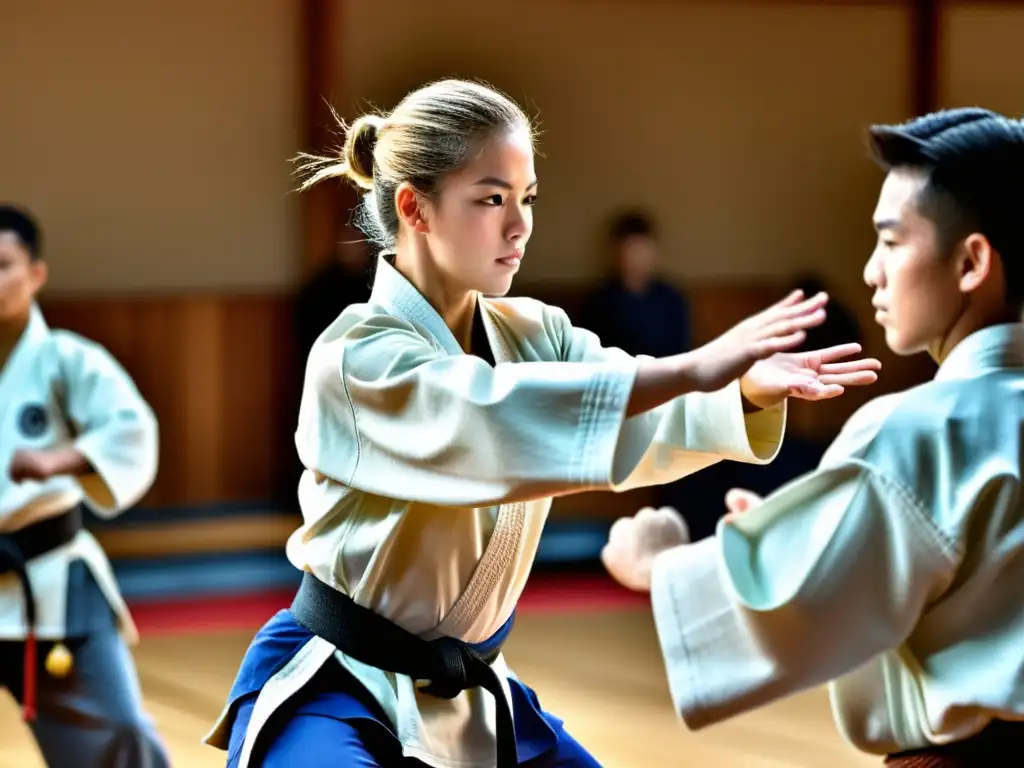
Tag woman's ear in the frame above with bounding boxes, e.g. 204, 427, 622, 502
395, 183, 430, 235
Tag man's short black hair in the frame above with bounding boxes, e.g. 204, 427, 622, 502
868, 107, 1024, 306
609, 210, 656, 242
0, 205, 42, 261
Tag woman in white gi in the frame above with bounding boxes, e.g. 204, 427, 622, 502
603, 107, 1024, 766
205, 79, 880, 768
0, 205, 168, 767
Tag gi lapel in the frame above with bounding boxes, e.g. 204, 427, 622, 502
431, 300, 526, 639
370, 255, 527, 638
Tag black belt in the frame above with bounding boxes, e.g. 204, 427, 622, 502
289, 571, 518, 767
0, 505, 83, 721
885, 720, 1024, 765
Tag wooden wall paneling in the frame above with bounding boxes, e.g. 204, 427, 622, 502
94, 514, 299, 560
912, 0, 940, 114
148, 299, 194, 507
180, 298, 225, 504
300, 0, 360, 278
40, 294, 295, 511
220, 295, 298, 505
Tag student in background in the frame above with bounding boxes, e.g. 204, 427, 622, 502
582, 211, 737, 540
580, 211, 691, 359
0, 204, 168, 768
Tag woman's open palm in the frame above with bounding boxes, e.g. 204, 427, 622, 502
686, 289, 829, 392
741, 343, 882, 408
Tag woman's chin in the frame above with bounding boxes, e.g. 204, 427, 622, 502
478, 273, 516, 297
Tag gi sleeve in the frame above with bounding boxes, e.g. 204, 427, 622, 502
297, 303, 784, 508
296, 312, 638, 507
558, 312, 786, 490
55, 333, 159, 517
648, 460, 959, 730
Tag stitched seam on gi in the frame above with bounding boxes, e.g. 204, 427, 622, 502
337, 351, 362, 488
858, 460, 963, 568
436, 500, 526, 640
572, 378, 596, 485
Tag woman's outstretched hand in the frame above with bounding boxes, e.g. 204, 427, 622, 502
739, 342, 882, 410
682, 289, 829, 394
624, 290, 880, 419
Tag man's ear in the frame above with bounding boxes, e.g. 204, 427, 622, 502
957, 232, 995, 294
29, 259, 49, 294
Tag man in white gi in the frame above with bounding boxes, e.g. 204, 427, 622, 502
602, 108, 1024, 765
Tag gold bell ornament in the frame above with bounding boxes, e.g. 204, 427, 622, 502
45, 642, 74, 678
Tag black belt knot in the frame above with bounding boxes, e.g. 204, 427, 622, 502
419, 636, 491, 700
289, 571, 519, 767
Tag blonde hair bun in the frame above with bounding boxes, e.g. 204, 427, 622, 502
341, 114, 384, 190
294, 111, 384, 192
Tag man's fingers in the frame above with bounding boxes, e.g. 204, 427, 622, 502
725, 488, 763, 516
607, 516, 634, 545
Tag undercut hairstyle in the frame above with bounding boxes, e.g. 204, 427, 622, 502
867, 107, 1024, 307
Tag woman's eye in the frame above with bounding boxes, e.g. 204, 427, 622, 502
480, 193, 537, 206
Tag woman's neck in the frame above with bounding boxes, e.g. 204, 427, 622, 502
393, 247, 478, 351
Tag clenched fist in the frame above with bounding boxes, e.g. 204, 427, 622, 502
8, 449, 61, 483
601, 506, 691, 592
8, 447, 88, 484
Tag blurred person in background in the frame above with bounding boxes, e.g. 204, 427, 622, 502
294, 218, 373, 368
582, 210, 731, 541
580, 210, 691, 359
0, 204, 169, 767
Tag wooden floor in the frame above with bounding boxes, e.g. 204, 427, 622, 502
0, 607, 876, 767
